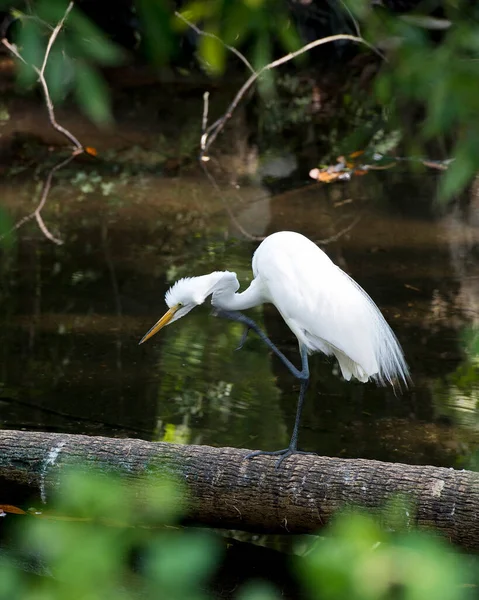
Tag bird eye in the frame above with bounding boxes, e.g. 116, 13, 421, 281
178, 302, 183, 307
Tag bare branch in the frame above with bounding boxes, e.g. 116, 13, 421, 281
174, 11, 255, 74
40, 2, 73, 74
200, 91, 209, 152
33, 153, 78, 245
0, 2, 86, 246
200, 161, 265, 241
1, 38, 27, 64
1, 1, 82, 150
316, 215, 361, 245
338, 0, 361, 39
35, 2, 82, 149
202, 91, 209, 132
0, 154, 77, 246
202, 33, 382, 155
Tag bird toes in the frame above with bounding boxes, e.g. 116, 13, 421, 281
245, 447, 317, 468
235, 326, 251, 351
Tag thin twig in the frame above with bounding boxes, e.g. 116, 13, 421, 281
40, 2, 72, 74
200, 161, 265, 241
202, 91, 209, 132
37, 1, 82, 149
1, 38, 27, 63
174, 11, 255, 74
202, 33, 382, 155
316, 215, 361, 245
0, 153, 78, 246
338, 0, 361, 39
0, 2, 84, 246
34, 153, 78, 244
200, 91, 209, 152
1, 1, 82, 150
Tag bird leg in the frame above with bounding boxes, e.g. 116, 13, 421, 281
246, 346, 313, 467
212, 309, 304, 378
235, 324, 251, 351
212, 308, 315, 467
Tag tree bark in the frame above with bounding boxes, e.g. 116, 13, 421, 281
0, 430, 478, 552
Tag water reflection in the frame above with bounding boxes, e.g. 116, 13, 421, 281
0, 161, 478, 470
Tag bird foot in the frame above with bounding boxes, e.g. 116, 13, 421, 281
235, 326, 251, 351
245, 447, 317, 468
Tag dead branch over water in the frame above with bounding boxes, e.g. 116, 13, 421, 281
2, 1, 82, 151
1, 1, 83, 245
175, 14, 375, 240
199, 33, 381, 157
0, 430, 478, 552
2, 153, 78, 246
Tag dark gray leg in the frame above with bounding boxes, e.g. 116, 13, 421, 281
213, 309, 304, 378
213, 309, 316, 467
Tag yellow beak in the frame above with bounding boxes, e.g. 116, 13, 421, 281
139, 305, 180, 345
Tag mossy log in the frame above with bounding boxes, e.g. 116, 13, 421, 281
0, 430, 478, 552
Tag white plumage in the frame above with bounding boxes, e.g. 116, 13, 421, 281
249, 231, 409, 386
147, 231, 409, 387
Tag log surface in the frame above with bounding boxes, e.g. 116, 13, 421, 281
0, 430, 478, 551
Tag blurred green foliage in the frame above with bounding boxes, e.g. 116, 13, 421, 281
347, 1, 479, 200
2, 0, 300, 123
0, 469, 223, 600
177, 0, 301, 74
300, 511, 474, 600
4, 0, 479, 197
6, 0, 124, 124
0, 469, 477, 600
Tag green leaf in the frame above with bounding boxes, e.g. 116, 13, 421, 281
439, 131, 479, 201
34, 0, 122, 66
66, 6, 124, 66
44, 45, 75, 102
236, 580, 281, 600
198, 32, 225, 75
0, 559, 24, 598
146, 530, 222, 590
254, 29, 271, 71
74, 62, 112, 125
276, 15, 302, 56
175, 1, 215, 29
36, 0, 73, 22
136, 0, 175, 64
223, 2, 251, 46
16, 17, 43, 87
342, 0, 370, 19
244, 0, 264, 8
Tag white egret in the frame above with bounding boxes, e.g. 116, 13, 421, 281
140, 231, 410, 466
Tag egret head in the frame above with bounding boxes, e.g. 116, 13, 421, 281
139, 271, 238, 344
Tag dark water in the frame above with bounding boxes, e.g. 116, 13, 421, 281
1, 158, 478, 470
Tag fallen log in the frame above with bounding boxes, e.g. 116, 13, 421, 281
0, 430, 478, 552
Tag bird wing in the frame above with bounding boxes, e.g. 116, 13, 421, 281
253, 232, 408, 386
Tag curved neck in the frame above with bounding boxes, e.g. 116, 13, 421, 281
212, 279, 262, 311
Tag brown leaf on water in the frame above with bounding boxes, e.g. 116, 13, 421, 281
345, 150, 364, 168
349, 150, 364, 159
309, 166, 347, 183
0, 504, 27, 515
